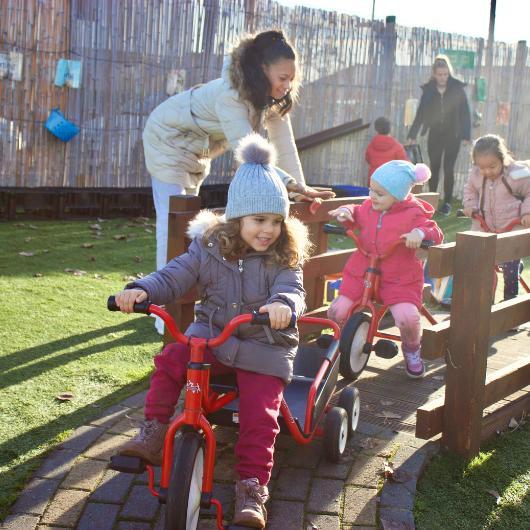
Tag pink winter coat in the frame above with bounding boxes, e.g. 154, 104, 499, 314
463, 162, 530, 232
338, 196, 443, 308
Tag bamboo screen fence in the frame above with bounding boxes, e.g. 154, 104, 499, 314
1, 0, 529, 196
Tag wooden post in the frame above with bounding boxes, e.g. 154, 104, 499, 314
164, 195, 201, 342
379, 16, 397, 118
442, 231, 496, 457
508, 41, 528, 153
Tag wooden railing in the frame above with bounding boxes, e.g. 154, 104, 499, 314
417, 229, 530, 457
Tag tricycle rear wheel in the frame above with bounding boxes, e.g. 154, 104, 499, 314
165, 431, 204, 530
323, 407, 348, 462
338, 386, 360, 438
339, 313, 371, 380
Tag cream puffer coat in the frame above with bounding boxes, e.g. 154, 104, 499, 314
463, 162, 530, 232
142, 37, 305, 192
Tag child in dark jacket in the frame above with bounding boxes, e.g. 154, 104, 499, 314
112, 134, 310, 529
365, 117, 408, 184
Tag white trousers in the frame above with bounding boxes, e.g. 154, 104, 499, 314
151, 178, 188, 334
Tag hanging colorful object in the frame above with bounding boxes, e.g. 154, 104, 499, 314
45, 108, 80, 142
54, 59, 82, 88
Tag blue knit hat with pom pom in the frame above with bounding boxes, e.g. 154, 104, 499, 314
225, 133, 289, 220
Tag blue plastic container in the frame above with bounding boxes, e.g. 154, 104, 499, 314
45, 108, 80, 142
332, 185, 369, 198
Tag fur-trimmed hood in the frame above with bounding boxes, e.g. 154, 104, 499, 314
186, 209, 312, 266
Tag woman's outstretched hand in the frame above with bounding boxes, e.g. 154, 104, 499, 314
288, 183, 335, 201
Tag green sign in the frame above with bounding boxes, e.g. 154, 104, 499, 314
475, 77, 486, 101
439, 49, 476, 69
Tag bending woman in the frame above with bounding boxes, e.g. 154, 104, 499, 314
143, 30, 333, 274
407, 54, 471, 216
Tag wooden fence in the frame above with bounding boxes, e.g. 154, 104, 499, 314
418, 229, 530, 457
2, 0, 530, 195
164, 194, 530, 457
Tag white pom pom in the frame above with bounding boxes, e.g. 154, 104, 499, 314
414, 163, 431, 183
235, 133, 277, 166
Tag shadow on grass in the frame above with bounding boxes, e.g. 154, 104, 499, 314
0, 376, 151, 522
0, 319, 159, 391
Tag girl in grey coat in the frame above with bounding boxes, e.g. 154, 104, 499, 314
113, 135, 311, 529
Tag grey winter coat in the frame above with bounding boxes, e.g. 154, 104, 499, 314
128, 211, 307, 382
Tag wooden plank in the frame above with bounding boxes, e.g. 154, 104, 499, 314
421, 320, 450, 360
425, 242, 455, 278
303, 250, 352, 280
442, 231, 497, 457
495, 228, 530, 264
480, 392, 530, 441
484, 357, 530, 407
416, 396, 444, 439
489, 294, 530, 336
295, 118, 369, 151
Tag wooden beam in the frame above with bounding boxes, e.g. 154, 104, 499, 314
416, 396, 444, 439
421, 321, 450, 360
442, 231, 497, 457
295, 119, 369, 151
480, 392, 530, 441
495, 228, 530, 264
484, 357, 530, 407
302, 250, 353, 280
489, 294, 530, 336
425, 242, 455, 278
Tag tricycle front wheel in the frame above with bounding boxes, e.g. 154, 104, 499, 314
339, 313, 371, 380
165, 431, 204, 530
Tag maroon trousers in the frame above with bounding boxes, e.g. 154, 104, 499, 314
144, 343, 284, 485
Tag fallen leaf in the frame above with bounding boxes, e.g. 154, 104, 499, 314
432, 375, 444, 381
113, 234, 127, 240
96, 217, 105, 223
56, 392, 74, 401
363, 403, 376, 412
94, 273, 104, 279
134, 256, 143, 262
487, 489, 501, 504
28, 224, 38, 230
24, 237, 33, 242
34, 272, 43, 277
14, 223, 26, 227
380, 400, 394, 406
81, 242, 94, 248
88, 255, 96, 261
382, 460, 394, 479
508, 417, 519, 429
357, 437, 378, 450
89, 223, 102, 231
144, 228, 153, 233
19, 251, 34, 257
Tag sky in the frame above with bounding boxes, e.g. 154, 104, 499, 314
277, 0, 528, 44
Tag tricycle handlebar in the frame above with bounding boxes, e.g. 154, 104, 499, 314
106, 296, 296, 347
456, 209, 521, 233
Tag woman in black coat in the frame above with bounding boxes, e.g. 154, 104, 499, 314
407, 55, 471, 215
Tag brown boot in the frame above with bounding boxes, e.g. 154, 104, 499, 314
119, 419, 168, 465
233, 478, 269, 529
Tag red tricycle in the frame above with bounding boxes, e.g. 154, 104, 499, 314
323, 224, 439, 381
456, 209, 529, 295
107, 296, 360, 530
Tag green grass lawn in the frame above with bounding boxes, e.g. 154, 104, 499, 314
414, 420, 530, 530
0, 217, 162, 520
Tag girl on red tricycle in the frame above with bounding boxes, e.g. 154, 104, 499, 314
110, 135, 354, 530
462, 134, 530, 300
327, 160, 443, 379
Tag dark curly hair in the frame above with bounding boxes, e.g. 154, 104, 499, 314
240, 30, 299, 116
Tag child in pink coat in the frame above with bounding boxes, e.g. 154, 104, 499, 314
328, 160, 443, 378
462, 134, 530, 300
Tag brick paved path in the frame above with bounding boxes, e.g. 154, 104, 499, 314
1, 387, 438, 530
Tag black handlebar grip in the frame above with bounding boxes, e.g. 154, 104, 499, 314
420, 240, 435, 250
323, 223, 346, 235
107, 296, 151, 314
251, 311, 297, 328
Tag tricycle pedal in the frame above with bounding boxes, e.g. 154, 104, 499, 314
374, 339, 399, 359
109, 454, 147, 474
